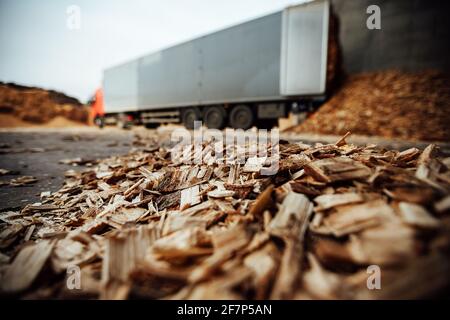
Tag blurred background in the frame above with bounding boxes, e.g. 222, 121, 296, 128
1, 0, 302, 102
0, 0, 449, 142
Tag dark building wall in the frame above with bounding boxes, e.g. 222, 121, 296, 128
331, 0, 450, 74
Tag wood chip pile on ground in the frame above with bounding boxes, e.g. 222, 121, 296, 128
0, 132, 449, 299
0, 82, 89, 125
291, 70, 450, 142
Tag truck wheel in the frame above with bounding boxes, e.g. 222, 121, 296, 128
117, 114, 132, 130
203, 106, 226, 129
94, 116, 105, 129
229, 105, 254, 130
181, 108, 201, 130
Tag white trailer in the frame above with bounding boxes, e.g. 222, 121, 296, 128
103, 0, 330, 129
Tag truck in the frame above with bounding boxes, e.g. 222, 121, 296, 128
100, 0, 330, 130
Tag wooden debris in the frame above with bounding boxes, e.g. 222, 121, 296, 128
349, 253, 450, 299
180, 185, 201, 210
269, 192, 312, 299
434, 195, 450, 214
153, 227, 212, 260
51, 235, 99, 273
346, 224, 416, 266
189, 224, 251, 283
0, 169, 11, 175
207, 189, 235, 199
291, 70, 450, 142
101, 226, 157, 299
397, 202, 440, 229
9, 175, 37, 186
0, 131, 449, 299
108, 207, 148, 225
248, 185, 274, 217
243, 242, 280, 299
304, 157, 371, 183
314, 192, 364, 211
269, 192, 313, 237
334, 131, 351, 147
317, 199, 398, 237
302, 253, 343, 299
59, 157, 97, 166
1, 240, 54, 293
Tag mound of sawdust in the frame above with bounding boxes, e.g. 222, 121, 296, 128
0, 114, 86, 128
291, 70, 450, 142
43, 116, 87, 128
0, 82, 89, 125
0, 114, 35, 128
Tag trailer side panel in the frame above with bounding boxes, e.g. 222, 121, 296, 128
103, 60, 139, 113
103, 1, 330, 114
137, 12, 282, 110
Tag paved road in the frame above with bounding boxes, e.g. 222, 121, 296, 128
0, 126, 449, 211
0, 127, 135, 211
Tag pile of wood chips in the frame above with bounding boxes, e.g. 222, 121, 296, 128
291, 70, 450, 142
1, 132, 449, 299
0, 82, 89, 125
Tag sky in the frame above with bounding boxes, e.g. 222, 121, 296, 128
0, 0, 304, 103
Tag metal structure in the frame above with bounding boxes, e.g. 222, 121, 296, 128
102, 0, 330, 129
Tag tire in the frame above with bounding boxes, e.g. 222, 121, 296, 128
117, 114, 132, 130
181, 108, 201, 130
258, 119, 278, 130
94, 116, 105, 129
229, 105, 254, 130
203, 106, 227, 129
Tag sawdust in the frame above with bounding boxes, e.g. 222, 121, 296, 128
291, 70, 450, 142
0, 114, 87, 128
0, 82, 89, 126
0, 114, 34, 128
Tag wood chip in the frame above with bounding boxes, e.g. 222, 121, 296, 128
304, 157, 371, 183
314, 192, 364, 211
207, 189, 235, 199
397, 202, 440, 229
1, 240, 54, 293
180, 185, 201, 210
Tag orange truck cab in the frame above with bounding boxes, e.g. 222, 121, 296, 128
91, 88, 105, 127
